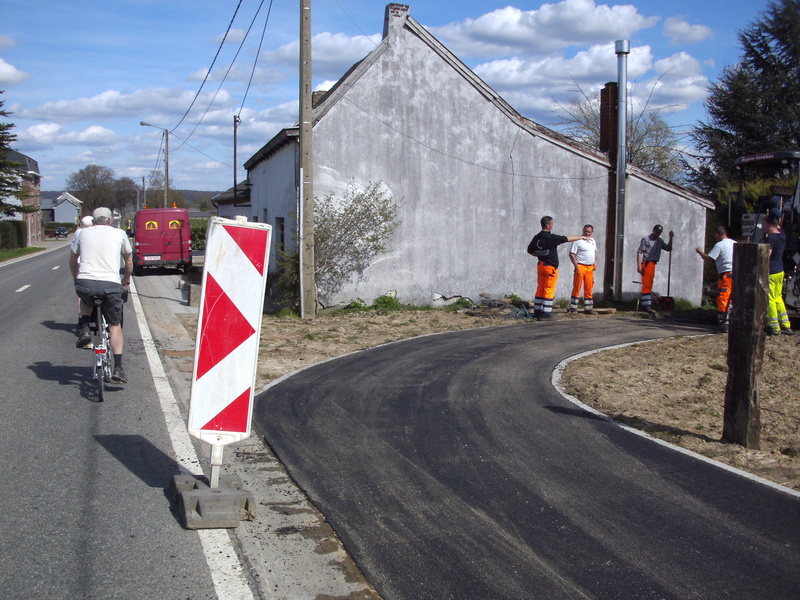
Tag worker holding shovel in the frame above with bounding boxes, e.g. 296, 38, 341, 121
636, 224, 673, 314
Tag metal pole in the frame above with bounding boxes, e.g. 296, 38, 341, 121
613, 40, 630, 301
233, 115, 240, 206
164, 128, 169, 208
299, 0, 316, 318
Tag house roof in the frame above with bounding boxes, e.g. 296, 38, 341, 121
55, 192, 83, 207
245, 3, 711, 209
6, 149, 40, 177
212, 182, 251, 206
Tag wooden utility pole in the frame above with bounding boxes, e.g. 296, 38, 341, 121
233, 115, 240, 204
299, 0, 316, 318
722, 242, 769, 448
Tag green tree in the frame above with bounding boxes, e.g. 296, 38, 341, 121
144, 169, 184, 208
690, 0, 800, 190
66, 164, 116, 213
275, 181, 401, 309
554, 82, 684, 183
0, 91, 36, 216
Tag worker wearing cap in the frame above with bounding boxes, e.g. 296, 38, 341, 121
696, 225, 736, 333
527, 216, 589, 321
70, 207, 133, 383
636, 224, 673, 314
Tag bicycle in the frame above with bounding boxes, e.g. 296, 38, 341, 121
88, 295, 113, 402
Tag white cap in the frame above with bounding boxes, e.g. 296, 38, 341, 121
93, 207, 113, 221
81, 216, 94, 227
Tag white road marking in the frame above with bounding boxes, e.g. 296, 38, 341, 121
52, 265, 60, 270
15, 285, 30, 292
552, 339, 800, 500
129, 279, 256, 600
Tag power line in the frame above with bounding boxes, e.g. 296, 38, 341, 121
171, 0, 246, 132
239, 0, 275, 117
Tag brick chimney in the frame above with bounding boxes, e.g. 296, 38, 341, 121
599, 81, 618, 160
383, 4, 410, 39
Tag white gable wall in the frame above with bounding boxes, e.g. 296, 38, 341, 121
246, 5, 710, 308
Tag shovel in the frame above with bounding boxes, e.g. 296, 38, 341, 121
660, 247, 675, 311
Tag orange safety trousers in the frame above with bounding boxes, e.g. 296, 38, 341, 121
571, 264, 594, 300
536, 264, 558, 300
640, 261, 656, 294
717, 272, 732, 315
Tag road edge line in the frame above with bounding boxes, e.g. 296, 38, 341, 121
129, 279, 257, 599
552, 339, 800, 500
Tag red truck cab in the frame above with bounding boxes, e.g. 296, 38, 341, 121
132, 208, 192, 274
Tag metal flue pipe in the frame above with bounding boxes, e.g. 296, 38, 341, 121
613, 40, 630, 300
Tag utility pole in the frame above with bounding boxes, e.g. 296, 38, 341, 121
299, 0, 316, 318
233, 115, 240, 205
164, 128, 169, 208
139, 121, 169, 208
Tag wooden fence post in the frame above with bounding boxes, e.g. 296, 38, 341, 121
722, 242, 769, 448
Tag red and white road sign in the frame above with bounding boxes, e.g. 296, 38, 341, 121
188, 216, 272, 447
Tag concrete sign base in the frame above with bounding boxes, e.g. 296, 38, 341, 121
172, 474, 256, 529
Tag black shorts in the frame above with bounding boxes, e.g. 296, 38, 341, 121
75, 280, 124, 326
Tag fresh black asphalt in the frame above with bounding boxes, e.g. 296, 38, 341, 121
254, 318, 800, 600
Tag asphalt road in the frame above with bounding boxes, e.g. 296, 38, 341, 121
255, 318, 800, 600
0, 244, 216, 599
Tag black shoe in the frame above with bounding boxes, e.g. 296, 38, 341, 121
584, 309, 597, 315
568, 308, 578, 313
112, 367, 127, 383
765, 328, 778, 336
539, 312, 555, 321
781, 328, 795, 336
76, 328, 91, 348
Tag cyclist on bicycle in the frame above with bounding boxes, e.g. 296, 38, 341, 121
69, 207, 133, 383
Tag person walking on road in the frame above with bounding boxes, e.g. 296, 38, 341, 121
569, 224, 598, 314
527, 216, 589, 321
763, 212, 793, 336
695, 225, 736, 333
637, 224, 673, 314
70, 207, 134, 383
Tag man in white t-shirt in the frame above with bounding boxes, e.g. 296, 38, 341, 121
569, 224, 598, 314
696, 225, 736, 333
69, 207, 133, 383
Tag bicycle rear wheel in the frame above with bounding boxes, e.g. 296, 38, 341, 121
95, 361, 105, 402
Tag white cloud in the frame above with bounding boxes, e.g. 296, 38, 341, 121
0, 57, 30, 86
431, 0, 660, 57
663, 17, 713, 45
260, 32, 381, 80
19, 87, 231, 122
218, 28, 247, 44
475, 44, 654, 92
0, 35, 15, 49
19, 123, 116, 148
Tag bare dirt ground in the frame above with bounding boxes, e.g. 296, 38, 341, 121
179, 309, 800, 492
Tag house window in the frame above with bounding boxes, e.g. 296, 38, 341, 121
262, 208, 268, 223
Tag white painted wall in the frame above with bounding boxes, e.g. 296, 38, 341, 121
245, 5, 710, 308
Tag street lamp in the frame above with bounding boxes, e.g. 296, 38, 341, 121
140, 121, 169, 208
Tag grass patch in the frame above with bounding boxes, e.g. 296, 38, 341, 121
0, 247, 46, 263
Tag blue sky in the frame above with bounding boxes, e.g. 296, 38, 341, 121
2, 0, 772, 192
